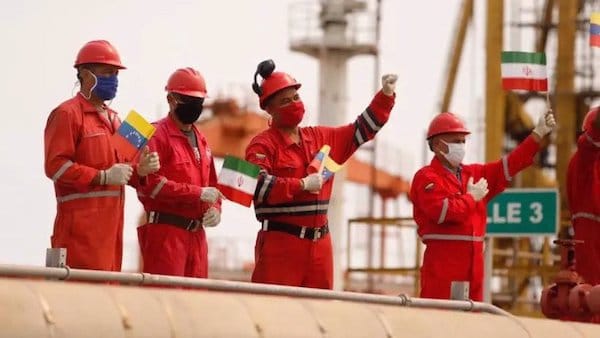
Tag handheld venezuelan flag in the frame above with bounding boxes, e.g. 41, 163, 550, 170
501, 51, 548, 91
322, 156, 342, 181
217, 156, 260, 207
591, 12, 600, 47
307, 145, 331, 174
112, 110, 156, 160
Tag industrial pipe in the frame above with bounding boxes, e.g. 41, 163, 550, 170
4, 276, 600, 338
0, 263, 507, 315
541, 239, 600, 323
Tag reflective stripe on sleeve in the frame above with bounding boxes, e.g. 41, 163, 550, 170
437, 198, 449, 224
585, 133, 600, 148
52, 160, 74, 182
149, 177, 167, 199
361, 108, 382, 132
572, 212, 600, 223
256, 173, 274, 204
502, 156, 512, 181
353, 122, 367, 146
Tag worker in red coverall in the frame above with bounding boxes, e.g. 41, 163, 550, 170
568, 107, 600, 286
410, 111, 556, 301
245, 59, 397, 289
44, 40, 160, 271
136, 68, 222, 278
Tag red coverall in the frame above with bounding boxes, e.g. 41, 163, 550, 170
410, 135, 540, 301
44, 93, 143, 271
245, 91, 395, 289
136, 116, 220, 278
567, 125, 600, 285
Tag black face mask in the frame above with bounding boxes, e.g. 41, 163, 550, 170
174, 100, 204, 124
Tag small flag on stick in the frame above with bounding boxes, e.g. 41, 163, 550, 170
217, 156, 260, 207
591, 12, 600, 47
112, 110, 156, 160
322, 156, 342, 181
501, 51, 548, 92
307, 145, 343, 181
308, 145, 331, 174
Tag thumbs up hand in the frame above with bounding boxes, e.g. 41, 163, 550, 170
137, 146, 160, 177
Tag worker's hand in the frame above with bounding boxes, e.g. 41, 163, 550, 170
381, 74, 398, 97
200, 187, 224, 204
137, 146, 160, 177
467, 177, 489, 202
301, 173, 323, 193
532, 111, 556, 137
103, 163, 133, 185
202, 207, 221, 228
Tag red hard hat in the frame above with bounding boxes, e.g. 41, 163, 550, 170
427, 112, 471, 139
74, 40, 126, 69
165, 67, 207, 98
582, 107, 599, 132
258, 72, 301, 109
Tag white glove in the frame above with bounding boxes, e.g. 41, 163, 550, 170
467, 177, 489, 202
301, 173, 323, 193
202, 207, 221, 228
381, 74, 398, 96
103, 163, 133, 185
532, 111, 556, 137
200, 187, 223, 204
137, 146, 160, 177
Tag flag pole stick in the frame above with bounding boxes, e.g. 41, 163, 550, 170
545, 90, 552, 114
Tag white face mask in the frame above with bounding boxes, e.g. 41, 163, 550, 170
441, 140, 465, 167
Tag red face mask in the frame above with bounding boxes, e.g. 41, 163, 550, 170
274, 100, 305, 128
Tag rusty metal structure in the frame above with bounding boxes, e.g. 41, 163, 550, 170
539, 239, 600, 322
344, 217, 422, 295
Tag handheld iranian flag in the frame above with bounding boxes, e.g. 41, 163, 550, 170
501, 51, 548, 91
217, 156, 260, 207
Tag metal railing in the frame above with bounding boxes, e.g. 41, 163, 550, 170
345, 217, 422, 295
0, 263, 512, 316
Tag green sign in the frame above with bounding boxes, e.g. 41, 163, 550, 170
486, 188, 558, 237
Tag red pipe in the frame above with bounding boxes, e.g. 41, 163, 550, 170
540, 239, 600, 323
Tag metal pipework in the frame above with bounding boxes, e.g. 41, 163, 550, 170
0, 263, 510, 316
5, 276, 600, 338
540, 239, 600, 322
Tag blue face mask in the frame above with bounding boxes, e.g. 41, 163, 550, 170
91, 73, 118, 101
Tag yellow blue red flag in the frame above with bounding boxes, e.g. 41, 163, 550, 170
322, 156, 342, 181
112, 110, 156, 159
308, 145, 331, 174
307, 144, 343, 181
591, 13, 600, 47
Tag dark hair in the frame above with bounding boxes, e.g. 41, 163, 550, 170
76, 64, 95, 82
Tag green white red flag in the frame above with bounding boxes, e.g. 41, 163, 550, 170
217, 156, 260, 207
501, 51, 548, 91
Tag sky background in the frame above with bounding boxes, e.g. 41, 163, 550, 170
2, 0, 578, 274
